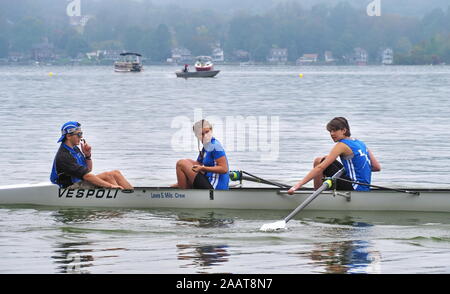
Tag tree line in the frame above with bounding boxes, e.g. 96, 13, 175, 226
0, 0, 449, 64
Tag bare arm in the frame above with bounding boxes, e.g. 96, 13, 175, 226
81, 140, 93, 172
85, 158, 93, 172
368, 149, 381, 172
288, 143, 350, 194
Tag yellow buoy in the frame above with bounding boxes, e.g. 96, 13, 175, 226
48, 72, 54, 77
298, 73, 304, 78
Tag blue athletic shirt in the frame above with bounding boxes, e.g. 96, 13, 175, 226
339, 138, 372, 191
196, 137, 229, 190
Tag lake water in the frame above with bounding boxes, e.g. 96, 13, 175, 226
1, 65, 450, 274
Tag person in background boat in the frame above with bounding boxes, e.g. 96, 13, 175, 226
172, 119, 229, 190
50, 121, 133, 190
183, 64, 189, 72
288, 117, 381, 194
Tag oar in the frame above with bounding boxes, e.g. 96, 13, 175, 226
242, 171, 292, 189
260, 168, 345, 232
335, 177, 420, 195
230, 170, 291, 189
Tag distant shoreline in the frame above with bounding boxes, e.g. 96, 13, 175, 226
0, 62, 447, 67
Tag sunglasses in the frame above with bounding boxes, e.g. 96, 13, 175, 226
69, 132, 83, 138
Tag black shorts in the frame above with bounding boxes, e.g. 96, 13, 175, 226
322, 159, 354, 191
193, 173, 214, 189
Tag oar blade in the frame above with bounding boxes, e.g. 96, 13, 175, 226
260, 220, 287, 232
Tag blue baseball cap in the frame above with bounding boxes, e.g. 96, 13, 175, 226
57, 121, 81, 143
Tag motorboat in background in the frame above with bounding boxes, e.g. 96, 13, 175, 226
114, 52, 143, 72
194, 56, 214, 71
175, 70, 220, 78
176, 56, 220, 78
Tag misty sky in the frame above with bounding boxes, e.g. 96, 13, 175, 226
145, 0, 449, 17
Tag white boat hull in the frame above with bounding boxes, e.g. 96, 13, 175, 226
114, 62, 143, 72
1, 183, 450, 212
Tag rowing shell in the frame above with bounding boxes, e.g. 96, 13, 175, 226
1, 183, 450, 212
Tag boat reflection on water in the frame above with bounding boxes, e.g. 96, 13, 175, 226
177, 243, 230, 273
52, 208, 125, 224
305, 240, 381, 274
295, 219, 381, 274
52, 242, 95, 274
52, 244, 126, 274
51, 209, 127, 274
175, 211, 234, 228
173, 211, 232, 272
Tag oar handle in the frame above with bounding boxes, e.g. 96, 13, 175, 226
283, 168, 345, 223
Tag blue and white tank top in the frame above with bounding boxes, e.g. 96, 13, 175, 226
339, 138, 372, 191
197, 137, 229, 190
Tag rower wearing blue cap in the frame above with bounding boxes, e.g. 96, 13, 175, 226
50, 121, 133, 190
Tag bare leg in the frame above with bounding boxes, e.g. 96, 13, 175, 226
186, 159, 201, 165
175, 159, 199, 189
313, 156, 326, 190
110, 170, 133, 189
97, 170, 133, 189
170, 159, 194, 188
175, 160, 189, 188
97, 171, 119, 186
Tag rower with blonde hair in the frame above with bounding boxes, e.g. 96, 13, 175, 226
172, 119, 229, 190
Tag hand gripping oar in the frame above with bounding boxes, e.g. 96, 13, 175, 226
260, 168, 345, 232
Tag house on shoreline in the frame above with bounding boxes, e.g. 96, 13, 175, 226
212, 44, 224, 63
296, 53, 319, 65
267, 48, 288, 65
381, 48, 394, 65
167, 48, 192, 64
324, 51, 336, 64
232, 50, 251, 63
31, 39, 56, 62
347, 48, 368, 65
295, 51, 336, 65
